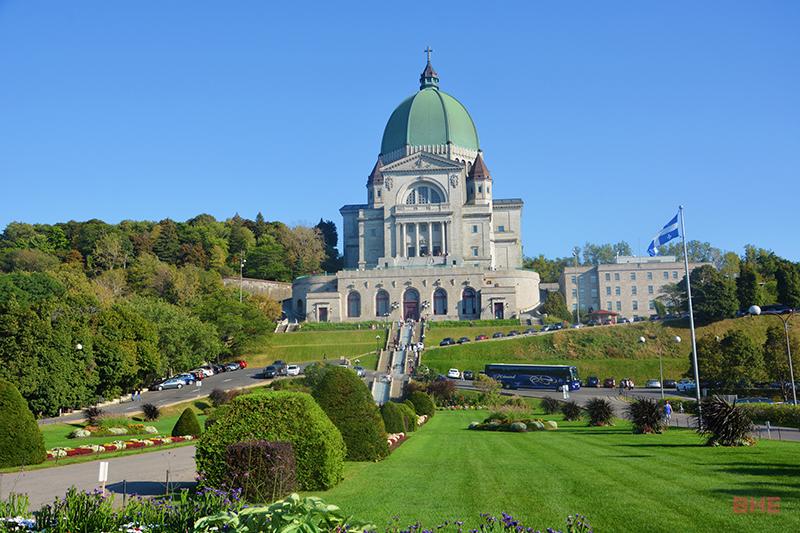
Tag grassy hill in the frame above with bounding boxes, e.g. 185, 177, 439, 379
246, 329, 387, 368
421, 315, 791, 382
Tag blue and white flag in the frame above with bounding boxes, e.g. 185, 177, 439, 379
647, 213, 680, 256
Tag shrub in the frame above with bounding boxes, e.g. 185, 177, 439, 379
626, 397, 664, 434
403, 399, 417, 414
398, 403, 418, 432
196, 391, 345, 491
312, 367, 389, 461
561, 401, 583, 422
84, 406, 104, 426
381, 402, 406, 433
541, 397, 561, 415
740, 403, 800, 429
585, 398, 615, 426
504, 396, 527, 409
698, 396, 755, 446
0, 379, 46, 467
408, 391, 435, 418
142, 403, 160, 421
426, 380, 456, 405
225, 441, 297, 502
172, 408, 201, 437
209, 388, 244, 408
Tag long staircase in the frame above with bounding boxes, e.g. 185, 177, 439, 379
371, 322, 418, 404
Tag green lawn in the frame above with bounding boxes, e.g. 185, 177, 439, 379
246, 330, 387, 367
309, 410, 798, 532
423, 326, 526, 346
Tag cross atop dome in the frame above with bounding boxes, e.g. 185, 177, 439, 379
419, 46, 439, 90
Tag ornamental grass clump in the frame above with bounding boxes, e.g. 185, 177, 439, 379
585, 398, 615, 426
83, 405, 104, 426
698, 396, 755, 446
142, 402, 160, 421
541, 396, 561, 415
626, 397, 664, 434
561, 400, 583, 422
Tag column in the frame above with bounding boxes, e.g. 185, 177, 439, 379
401, 223, 406, 257
414, 223, 420, 257
396, 223, 402, 257
443, 221, 448, 255
357, 219, 366, 268
427, 222, 432, 256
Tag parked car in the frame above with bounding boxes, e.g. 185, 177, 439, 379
463, 370, 474, 380
618, 317, 631, 324
193, 367, 214, 378
189, 370, 205, 381
286, 364, 301, 376
224, 362, 241, 372
551, 323, 564, 330
761, 304, 794, 315
541, 325, 552, 332
664, 379, 677, 389
475, 334, 488, 341
524, 328, 537, 335
492, 332, 505, 339
603, 378, 616, 388
211, 363, 226, 374
736, 397, 773, 404
633, 316, 646, 322
447, 368, 462, 379
237, 360, 248, 369
174, 373, 196, 385
272, 360, 288, 375
353, 365, 366, 377
262, 365, 278, 378
676, 379, 696, 391
457, 336, 471, 344
571, 324, 583, 329
646, 379, 662, 389
439, 337, 456, 346
155, 377, 186, 391
507, 330, 520, 337
586, 376, 600, 388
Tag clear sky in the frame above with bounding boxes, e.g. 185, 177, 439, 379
1, 1, 798, 260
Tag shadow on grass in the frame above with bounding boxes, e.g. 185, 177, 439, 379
614, 443, 702, 448
194, 400, 211, 411
718, 466, 800, 478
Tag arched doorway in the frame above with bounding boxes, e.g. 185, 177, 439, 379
403, 288, 420, 321
433, 288, 447, 315
375, 289, 390, 317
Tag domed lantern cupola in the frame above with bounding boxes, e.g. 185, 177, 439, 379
419, 46, 439, 89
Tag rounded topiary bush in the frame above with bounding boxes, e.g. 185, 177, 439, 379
196, 391, 345, 491
312, 367, 388, 461
408, 391, 435, 418
381, 402, 406, 433
0, 379, 45, 467
398, 402, 417, 432
172, 408, 201, 437
404, 399, 417, 414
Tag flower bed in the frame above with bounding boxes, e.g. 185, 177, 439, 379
69, 424, 159, 439
468, 419, 557, 432
387, 432, 406, 450
46, 435, 194, 460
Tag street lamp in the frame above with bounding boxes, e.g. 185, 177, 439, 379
239, 258, 247, 303
749, 305, 797, 405
376, 334, 382, 355
75, 343, 83, 351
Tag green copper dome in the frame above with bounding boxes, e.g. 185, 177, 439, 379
380, 61, 480, 157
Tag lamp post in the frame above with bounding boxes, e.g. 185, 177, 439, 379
376, 334, 382, 355
239, 258, 247, 303
750, 305, 797, 405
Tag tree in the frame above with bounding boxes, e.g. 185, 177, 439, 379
0, 249, 59, 272
228, 224, 256, 262
581, 241, 632, 265
285, 226, 326, 278
542, 291, 571, 322
0, 379, 46, 467
679, 265, 737, 323
473, 373, 501, 406
717, 330, 766, 390
657, 283, 685, 314
91, 233, 130, 272
152, 219, 181, 264
522, 254, 572, 283
244, 235, 292, 282
315, 219, 342, 273
172, 407, 201, 436
775, 261, 800, 308
763, 325, 797, 401
736, 262, 761, 310
662, 240, 723, 267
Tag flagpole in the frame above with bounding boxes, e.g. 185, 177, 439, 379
679, 205, 702, 426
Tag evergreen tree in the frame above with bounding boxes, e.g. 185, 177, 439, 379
736, 262, 761, 310
763, 325, 795, 401
152, 219, 181, 264
775, 261, 800, 308
0, 379, 46, 467
542, 291, 571, 322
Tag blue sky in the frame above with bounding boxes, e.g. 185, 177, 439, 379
1, 1, 798, 260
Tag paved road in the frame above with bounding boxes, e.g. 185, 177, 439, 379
0, 446, 197, 510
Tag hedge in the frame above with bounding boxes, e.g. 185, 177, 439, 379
172, 408, 201, 437
312, 367, 389, 461
408, 391, 435, 418
381, 402, 406, 434
196, 391, 345, 491
0, 379, 45, 467
225, 440, 297, 502
403, 399, 417, 414
398, 403, 417, 432
740, 404, 800, 429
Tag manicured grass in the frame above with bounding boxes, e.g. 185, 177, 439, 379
423, 326, 527, 346
309, 410, 798, 532
246, 330, 388, 367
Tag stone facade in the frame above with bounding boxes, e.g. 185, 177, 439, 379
223, 277, 292, 301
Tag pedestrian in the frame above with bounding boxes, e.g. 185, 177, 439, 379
664, 400, 673, 423
131, 390, 136, 402
136, 389, 141, 401
679, 402, 684, 414
562, 384, 569, 400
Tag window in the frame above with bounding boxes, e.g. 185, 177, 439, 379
462, 287, 478, 316
591, 288, 598, 297
471, 247, 479, 257
607, 301, 613, 311
649, 300, 655, 310
472, 225, 478, 233
375, 290, 390, 317
606, 287, 611, 296
405, 184, 443, 204
433, 288, 447, 315
478, 185, 483, 193
616, 301, 622, 311
672, 271, 678, 279
572, 289, 578, 298
663, 271, 669, 280
648, 285, 654, 294
377, 189, 381, 198
647, 272, 653, 280
497, 225, 505, 232
630, 272, 636, 281
632, 301, 639, 311
631, 286, 637, 296
370, 229, 376, 237
572, 303, 577, 311
571, 276, 577, 284
605, 273, 611, 281
615, 286, 621, 296
347, 291, 361, 318
614, 273, 620, 281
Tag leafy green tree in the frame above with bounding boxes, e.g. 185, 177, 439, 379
736, 262, 761, 310
763, 325, 797, 401
192, 289, 271, 356
679, 265, 737, 323
717, 330, 766, 390
245, 235, 292, 282
0, 249, 60, 272
657, 283, 684, 314
542, 291, 571, 322
522, 254, 572, 283
228, 224, 256, 262
91, 233, 131, 272
662, 240, 723, 267
581, 241, 632, 265
653, 299, 667, 318
775, 261, 800, 308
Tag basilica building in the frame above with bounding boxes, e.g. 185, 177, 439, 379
291, 55, 540, 322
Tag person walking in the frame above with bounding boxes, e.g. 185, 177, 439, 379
664, 401, 673, 424
678, 402, 684, 414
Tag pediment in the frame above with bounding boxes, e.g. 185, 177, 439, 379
381, 152, 463, 174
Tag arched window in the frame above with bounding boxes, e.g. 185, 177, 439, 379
375, 289, 390, 317
433, 288, 447, 315
404, 184, 443, 205
462, 287, 477, 316
347, 291, 361, 318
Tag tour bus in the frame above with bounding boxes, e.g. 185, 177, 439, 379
484, 364, 581, 391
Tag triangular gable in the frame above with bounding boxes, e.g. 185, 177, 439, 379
380, 151, 463, 174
